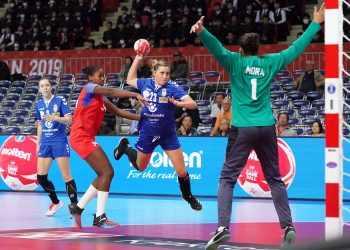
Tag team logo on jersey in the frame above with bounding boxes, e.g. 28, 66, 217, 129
159, 97, 168, 103
161, 88, 167, 97
53, 104, 58, 113
45, 120, 53, 128
143, 90, 151, 98
147, 103, 157, 112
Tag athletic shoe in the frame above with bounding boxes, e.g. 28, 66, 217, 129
182, 194, 202, 211
205, 227, 230, 250
93, 213, 120, 228
68, 203, 84, 228
280, 226, 296, 249
113, 137, 130, 160
46, 200, 63, 216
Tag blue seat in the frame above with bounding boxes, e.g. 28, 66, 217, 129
59, 73, 74, 81
9, 87, 23, 94
123, 85, 138, 92
288, 117, 299, 125
75, 80, 88, 86
270, 92, 285, 100
75, 73, 88, 81
0, 110, 12, 117
318, 109, 325, 116
278, 77, 293, 84
0, 87, 8, 94
205, 71, 221, 89
0, 80, 11, 88
270, 84, 281, 92
21, 126, 36, 135
298, 109, 316, 118
292, 70, 305, 77
25, 86, 39, 94
106, 73, 120, 80
307, 91, 323, 100
189, 71, 204, 78
11, 81, 26, 88
302, 118, 320, 125
200, 118, 213, 126
277, 109, 295, 116
288, 91, 304, 100
196, 100, 210, 106
1, 100, 16, 109
26, 117, 36, 125
0, 117, 8, 125
273, 99, 289, 108
13, 109, 29, 118
199, 109, 211, 116
107, 80, 122, 88
59, 81, 73, 87
311, 99, 325, 109
9, 117, 25, 125
56, 86, 72, 95
197, 127, 211, 136
6, 93, 21, 101
282, 83, 294, 91
292, 99, 310, 109
21, 93, 37, 101
294, 128, 304, 135
344, 109, 350, 118
28, 74, 42, 81
44, 74, 58, 81
26, 81, 39, 87
72, 86, 83, 93
275, 70, 290, 78
344, 128, 350, 136
175, 78, 189, 86
4, 126, 21, 135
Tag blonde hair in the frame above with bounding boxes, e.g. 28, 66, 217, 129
151, 59, 169, 72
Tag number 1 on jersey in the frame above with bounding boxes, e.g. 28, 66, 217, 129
251, 78, 257, 100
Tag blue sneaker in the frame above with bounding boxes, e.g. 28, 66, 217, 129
205, 227, 230, 250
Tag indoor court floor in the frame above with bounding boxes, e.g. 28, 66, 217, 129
0, 191, 349, 250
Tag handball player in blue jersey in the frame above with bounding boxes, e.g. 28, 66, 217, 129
36, 78, 78, 216
191, 3, 325, 250
114, 54, 202, 210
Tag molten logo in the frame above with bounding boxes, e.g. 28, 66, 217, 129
137, 151, 202, 168
1, 147, 32, 161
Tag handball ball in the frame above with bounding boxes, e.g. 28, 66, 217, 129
134, 39, 150, 56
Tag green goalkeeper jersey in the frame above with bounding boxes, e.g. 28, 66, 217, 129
198, 21, 321, 127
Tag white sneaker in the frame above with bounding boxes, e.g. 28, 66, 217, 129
46, 201, 64, 216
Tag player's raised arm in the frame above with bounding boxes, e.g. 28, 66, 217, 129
126, 54, 143, 89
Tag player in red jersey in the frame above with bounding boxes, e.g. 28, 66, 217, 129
68, 65, 148, 228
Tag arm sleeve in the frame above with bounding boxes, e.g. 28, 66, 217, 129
36, 103, 41, 121
136, 78, 145, 90
266, 21, 321, 72
198, 28, 239, 72
86, 83, 98, 94
60, 97, 71, 116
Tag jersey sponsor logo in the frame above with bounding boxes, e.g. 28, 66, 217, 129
53, 104, 58, 113
45, 120, 53, 128
159, 97, 168, 103
245, 66, 265, 76
161, 88, 167, 96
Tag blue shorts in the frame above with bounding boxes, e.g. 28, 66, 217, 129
135, 133, 181, 154
38, 144, 70, 158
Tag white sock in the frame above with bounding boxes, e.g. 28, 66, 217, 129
77, 185, 97, 209
96, 191, 109, 217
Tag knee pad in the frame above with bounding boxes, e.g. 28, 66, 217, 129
37, 174, 55, 193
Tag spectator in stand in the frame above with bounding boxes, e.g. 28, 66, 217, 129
101, 38, 114, 49
224, 31, 237, 45
12, 42, 23, 51
0, 43, 6, 52
137, 58, 152, 78
120, 56, 133, 82
174, 105, 201, 129
272, 1, 288, 41
302, 13, 311, 31
259, 16, 275, 44
210, 2, 225, 22
177, 115, 198, 136
215, 117, 230, 137
0, 26, 15, 49
276, 113, 297, 137
43, 40, 55, 51
226, 15, 241, 39
114, 23, 130, 47
310, 120, 324, 137
210, 98, 231, 136
86, 39, 96, 50
0, 61, 11, 81
210, 93, 225, 126
30, 40, 42, 51
293, 60, 325, 94
255, 1, 274, 23
209, 19, 227, 42
103, 21, 114, 44
88, 0, 102, 31
170, 51, 188, 80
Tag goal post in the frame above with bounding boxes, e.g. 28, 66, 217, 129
324, 0, 344, 240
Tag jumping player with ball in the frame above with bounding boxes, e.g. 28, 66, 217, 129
190, 3, 325, 250
114, 39, 202, 211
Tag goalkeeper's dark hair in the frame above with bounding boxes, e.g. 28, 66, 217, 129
81, 65, 102, 76
238, 33, 260, 56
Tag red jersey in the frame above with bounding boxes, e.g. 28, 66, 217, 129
71, 83, 106, 136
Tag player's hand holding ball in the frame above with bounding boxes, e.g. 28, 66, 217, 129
134, 39, 150, 56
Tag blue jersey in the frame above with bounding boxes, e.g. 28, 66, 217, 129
36, 95, 70, 145
137, 78, 188, 136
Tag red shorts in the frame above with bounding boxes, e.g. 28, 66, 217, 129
69, 128, 100, 159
